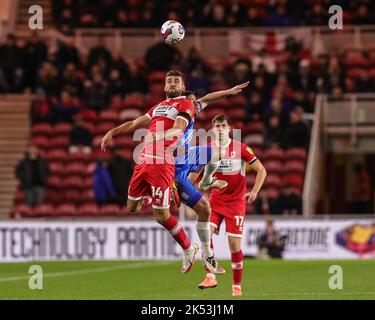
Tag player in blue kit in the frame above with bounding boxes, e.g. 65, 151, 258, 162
172, 82, 249, 272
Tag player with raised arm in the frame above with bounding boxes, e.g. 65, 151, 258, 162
101, 70, 199, 274
173, 82, 249, 272
197, 115, 267, 296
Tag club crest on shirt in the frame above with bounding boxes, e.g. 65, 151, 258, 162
246, 147, 254, 155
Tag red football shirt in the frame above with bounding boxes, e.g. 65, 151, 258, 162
142, 96, 194, 161
209, 139, 257, 210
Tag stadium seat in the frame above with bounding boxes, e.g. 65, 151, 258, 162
33, 204, 54, 218
14, 190, 24, 205
45, 149, 68, 162
123, 94, 146, 109
55, 204, 76, 217
53, 123, 73, 136
50, 136, 70, 149
264, 174, 282, 188
244, 121, 264, 135
243, 134, 264, 147
64, 189, 83, 204
282, 174, 304, 189
32, 123, 53, 136
81, 190, 95, 203
285, 148, 307, 161
228, 95, 246, 108
119, 108, 143, 121
45, 190, 61, 205
67, 151, 92, 163
115, 135, 136, 148
47, 175, 62, 189
267, 187, 280, 200
31, 135, 50, 149
49, 161, 65, 176
263, 147, 284, 161
100, 110, 119, 122
77, 203, 98, 216
94, 122, 116, 136
99, 204, 121, 216
11, 204, 32, 218
263, 160, 283, 174
65, 162, 86, 176
61, 175, 84, 189
284, 160, 305, 174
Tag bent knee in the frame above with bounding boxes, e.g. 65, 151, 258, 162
194, 197, 211, 219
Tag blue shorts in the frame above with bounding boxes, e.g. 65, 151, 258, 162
174, 146, 213, 208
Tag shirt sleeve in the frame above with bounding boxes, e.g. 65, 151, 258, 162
145, 104, 157, 119
241, 143, 257, 164
176, 99, 195, 125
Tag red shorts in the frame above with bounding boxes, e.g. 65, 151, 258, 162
209, 201, 246, 238
128, 160, 175, 209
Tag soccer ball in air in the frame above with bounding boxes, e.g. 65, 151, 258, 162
160, 20, 185, 45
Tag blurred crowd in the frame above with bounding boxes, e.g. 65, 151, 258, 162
53, 0, 375, 33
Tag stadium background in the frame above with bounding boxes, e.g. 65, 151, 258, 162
0, 0, 374, 300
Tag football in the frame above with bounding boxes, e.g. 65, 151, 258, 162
160, 20, 185, 45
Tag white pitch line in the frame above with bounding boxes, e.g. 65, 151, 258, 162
0, 261, 173, 282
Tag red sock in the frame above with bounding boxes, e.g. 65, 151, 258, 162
210, 238, 214, 251
162, 214, 191, 250
231, 250, 243, 286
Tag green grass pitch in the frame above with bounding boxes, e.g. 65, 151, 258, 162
0, 259, 374, 300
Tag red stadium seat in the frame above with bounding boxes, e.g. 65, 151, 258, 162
11, 204, 32, 218
228, 95, 246, 108
94, 122, 116, 136
67, 151, 92, 163
62, 175, 84, 189
267, 187, 280, 200
45, 149, 68, 162
64, 189, 83, 204
14, 190, 24, 205
55, 204, 76, 217
264, 174, 282, 188
99, 204, 121, 216
65, 162, 86, 176
82, 176, 94, 189
49, 161, 65, 176
244, 121, 264, 135
149, 83, 165, 96
263, 147, 284, 161
284, 160, 305, 174
32, 123, 53, 136
282, 174, 304, 189
33, 204, 54, 217
81, 190, 95, 203
243, 134, 263, 147
47, 175, 62, 189
227, 107, 246, 120
31, 135, 50, 149
45, 190, 62, 205
77, 203, 99, 216
99, 110, 119, 122
114, 135, 136, 148
123, 94, 146, 109
50, 136, 70, 149
263, 160, 283, 174
119, 108, 143, 121
285, 148, 307, 161
53, 123, 72, 136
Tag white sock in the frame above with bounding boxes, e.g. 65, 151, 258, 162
183, 243, 193, 254
200, 161, 220, 185
196, 221, 213, 257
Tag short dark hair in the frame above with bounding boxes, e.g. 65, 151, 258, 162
182, 90, 195, 97
166, 70, 185, 82
212, 114, 231, 126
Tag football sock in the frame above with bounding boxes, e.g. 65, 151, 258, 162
200, 161, 220, 185
196, 221, 213, 257
231, 250, 243, 286
162, 214, 191, 250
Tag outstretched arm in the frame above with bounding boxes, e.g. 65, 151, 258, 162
245, 159, 267, 203
199, 81, 249, 110
101, 114, 150, 151
144, 117, 188, 144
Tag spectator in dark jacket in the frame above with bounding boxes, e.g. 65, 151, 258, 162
257, 219, 286, 259
263, 116, 283, 148
53, 90, 79, 123
15, 144, 50, 206
69, 119, 93, 153
107, 148, 133, 205
93, 158, 117, 205
276, 185, 302, 215
145, 42, 182, 71
30, 88, 53, 124
83, 72, 110, 112
282, 111, 309, 149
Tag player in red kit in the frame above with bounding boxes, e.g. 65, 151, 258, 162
197, 115, 267, 296
101, 70, 201, 274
